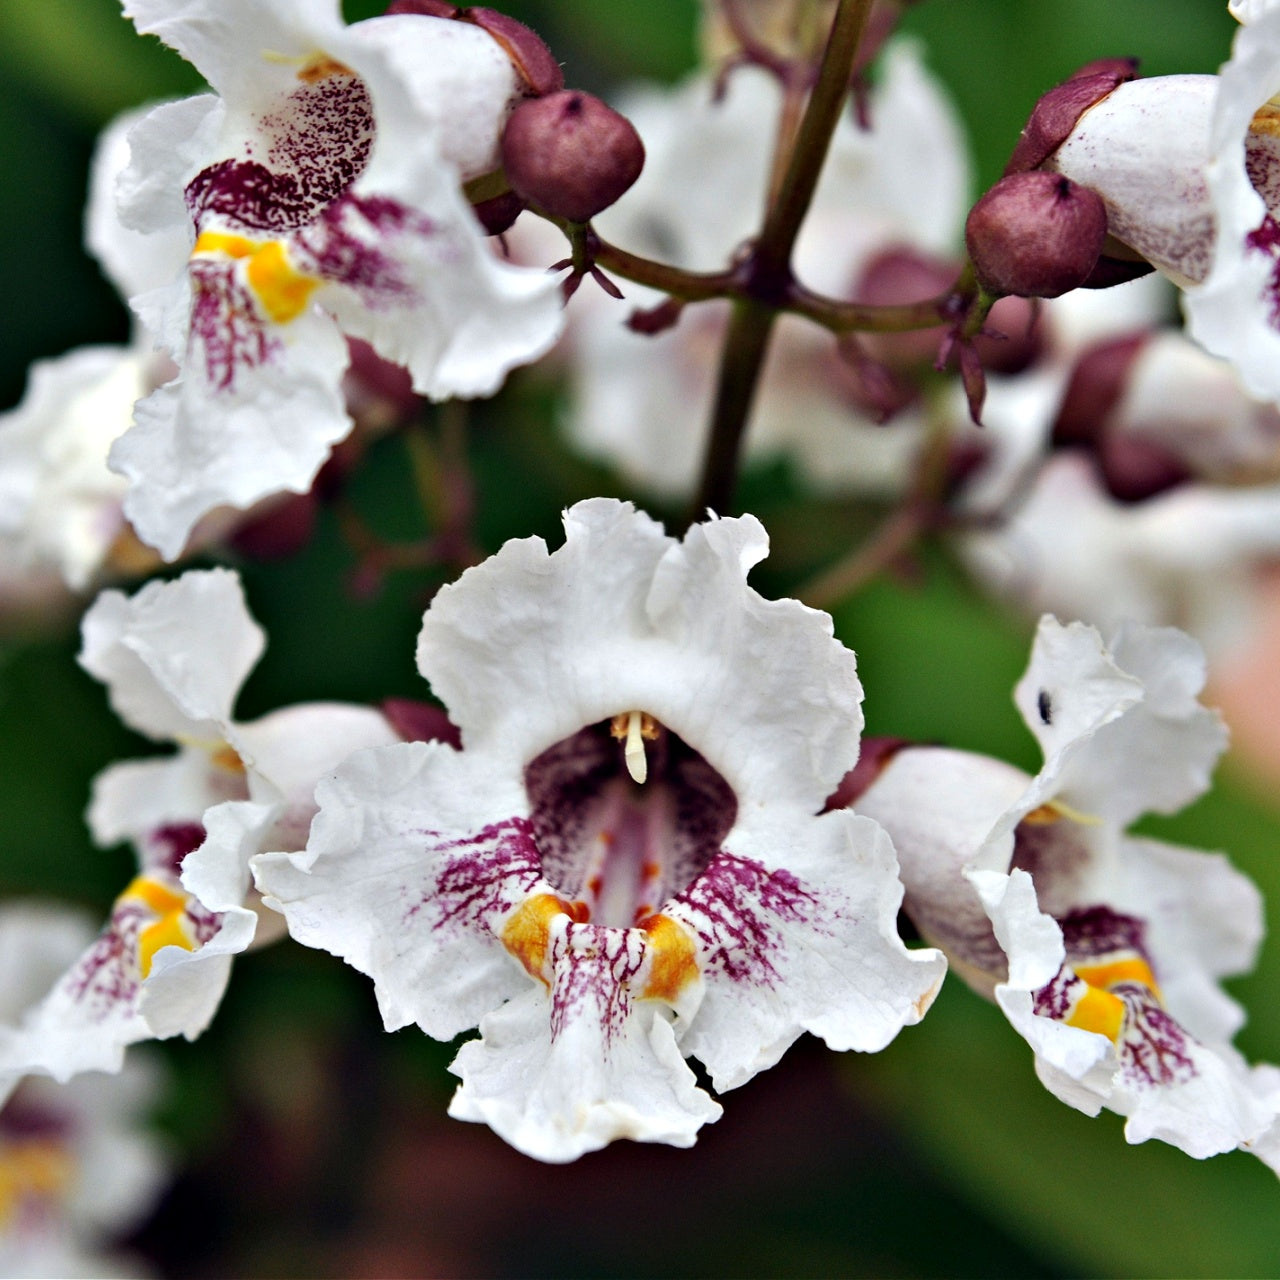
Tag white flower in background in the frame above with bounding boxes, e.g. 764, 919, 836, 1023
1043, 9, 1280, 402
545, 41, 969, 496
256, 499, 944, 1162
854, 617, 1280, 1166
960, 326, 1280, 660
109, 0, 563, 559
0, 569, 399, 1083
0, 108, 183, 592
0, 904, 169, 1279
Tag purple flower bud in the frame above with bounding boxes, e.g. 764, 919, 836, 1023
471, 188, 526, 235
501, 90, 645, 224
381, 698, 463, 747
1052, 332, 1149, 448
1005, 59, 1139, 175
972, 295, 1044, 374
965, 172, 1108, 299
384, 1, 458, 16
1097, 432, 1192, 503
462, 8, 564, 97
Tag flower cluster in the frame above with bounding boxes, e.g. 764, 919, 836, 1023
2, 3, 1280, 1270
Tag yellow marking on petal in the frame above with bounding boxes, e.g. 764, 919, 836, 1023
0, 1141, 74, 1227
245, 240, 321, 324
1074, 956, 1161, 999
501, 893, 583, 984
118, 875, 197, 978
120, 874, 188, 917
297, 54, 354, 83
1250, 100, 1280, 139
639, 913, 698, 1003
609, 711, 660, 786
138, 912, 197, 978
193, 230, 259, 260
1022, 798, 1101, 826
210, 743, 246, 776
1065, 983, 1126, 1041
105, 524, 164, 577
191, 233, 320, 325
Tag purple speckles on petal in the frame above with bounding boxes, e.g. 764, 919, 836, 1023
146, 823, 207, 877
1057, 905, 1147, 962
419, 817, 543, 933
186, 69, 373, 233
1245, 213, 1280, 330
674, 852, 820, 987
1116, 984, 1196, 1088
548, 923, 645, 1048
293, 194, 432, 308
189, 257, 281, 392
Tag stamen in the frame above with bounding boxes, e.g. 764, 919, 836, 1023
609, 710, 659, 784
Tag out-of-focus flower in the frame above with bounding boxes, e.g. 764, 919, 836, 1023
853, 617, 1280, 1166
257, 499, 944, 1162
108, 0, 563, 559
0, 570, 398, 1083
539, 41, 970, 496
960, 326, 1280, 659
0, 904, 169, 1278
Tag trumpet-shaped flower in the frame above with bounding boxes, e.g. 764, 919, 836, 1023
854, 616, 1279, 1165
0, 905, 169, 1278
0, 569, 398, 1083
256, 499, 944, 1162
109, 0, 563, 559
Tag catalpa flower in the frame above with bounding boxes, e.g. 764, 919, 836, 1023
1040, 9, 1280, 401
854, 617, 1280, 1165
0, 569, 398, 1083
0, 905, 169, 1279
110, 0, 563, 559
256, 499, 944, 1162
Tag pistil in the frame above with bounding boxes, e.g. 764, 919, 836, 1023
609, 710, 659, 784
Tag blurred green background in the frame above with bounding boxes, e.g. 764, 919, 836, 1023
3, 1, 1278, 1276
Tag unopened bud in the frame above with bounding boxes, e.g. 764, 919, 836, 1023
1097, 432, 1192, 503
1005, 59, 1139, 175
501, 90, 645, 223
463, 8, 563, 97
823, 737, 911, 811
966, 172, 1108, 298
972, 295, 1043, 374
1052, 332, 1149, 448
472, 189, 526, 235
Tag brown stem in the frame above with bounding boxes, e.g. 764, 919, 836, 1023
797, 502, 930, 610
686, 0, 873, 525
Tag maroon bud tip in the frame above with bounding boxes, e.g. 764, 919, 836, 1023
1005, 62, 1139, 175
463, 8, 564, 96
471, 188, 526, 235
501, 90, 645, 224
823, 737, 912, 811
971, 294, 1044, 375
384, 1, 458, 16
1077, 254, 1156, 290
1052, 332, 1149, 448
228, 493, 317, 561
381, 698, 463, 748
852, 246, 955, 371
966, 171, 1108, 299
1097, 433, 1192, 503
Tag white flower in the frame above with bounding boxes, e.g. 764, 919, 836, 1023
548, 41, 969, 496
109, 0, 563, 559
1044, 15, 1280, 402
0, 903, 169, 1279
855, 616, 1280, 1165
0, 569, 398, 1083
256, 499, 944, 1162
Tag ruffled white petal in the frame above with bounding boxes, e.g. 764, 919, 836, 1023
419, 499, 863, 813
1014, 617, 1227, 826
78, 568, 263, 742
448, 936, 721, 1162
669, 810, 945, 1092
